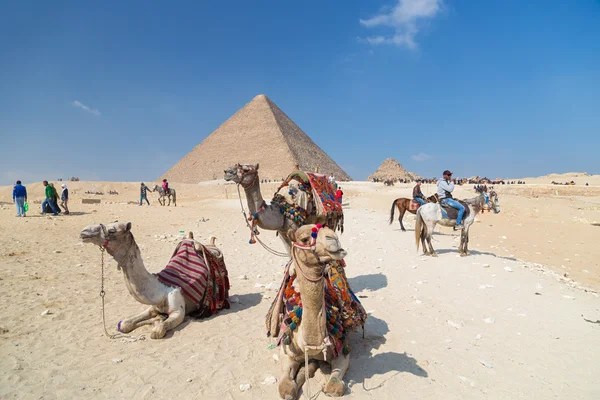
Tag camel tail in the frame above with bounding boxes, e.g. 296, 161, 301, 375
389, 199, 398, 225
415, 209, 423, 252
209, 235, 217, 246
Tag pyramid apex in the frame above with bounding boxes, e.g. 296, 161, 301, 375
252, 94, 269, 101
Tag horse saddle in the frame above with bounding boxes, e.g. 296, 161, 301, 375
440, 200, 471, 220
409, 200, 420, 211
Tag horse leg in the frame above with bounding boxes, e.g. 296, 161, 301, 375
399, 208, 407, 232
463, 225, 471, 256
420, 220, 429, 256
426, 222, 437, 257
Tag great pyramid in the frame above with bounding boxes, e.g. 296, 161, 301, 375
161, 94, 350, 183
368, 158, 421, 181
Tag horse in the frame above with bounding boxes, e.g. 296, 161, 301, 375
415, 191, 500, 257
389, 194, 439, 232
152, 185, 177, 207
384, 179, 394, 186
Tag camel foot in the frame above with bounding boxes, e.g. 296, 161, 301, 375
278, 377, 298, 400
323, 377, 345, 397
150, 323, 167, 339
117, 320, 134, 333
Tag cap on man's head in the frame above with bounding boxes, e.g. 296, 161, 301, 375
61, 184, 66, 188
443, 170, 453, 176
16, 180, 21, 184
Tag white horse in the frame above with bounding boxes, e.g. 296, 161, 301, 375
415, 191, 500, 257
152, 185, 177, 207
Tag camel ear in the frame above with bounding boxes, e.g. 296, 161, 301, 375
255, 163, 259, 170
126, 222, 132, 231
286, 229, 296, 243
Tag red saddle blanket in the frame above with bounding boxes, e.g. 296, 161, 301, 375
156, 240, 230, 315
409, 200, 420, 211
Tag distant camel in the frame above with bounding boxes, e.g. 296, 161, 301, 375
152, 185, 177, 206
389, 194, 439, 231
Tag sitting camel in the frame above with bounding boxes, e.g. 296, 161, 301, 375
79, 222, 229, 339
277, 224, 351, 399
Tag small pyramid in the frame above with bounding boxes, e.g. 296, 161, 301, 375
161, 94, 350, 182
368, 158, 421, 181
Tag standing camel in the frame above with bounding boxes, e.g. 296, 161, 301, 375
79, 222, 229, 338
224, 163, 318, 253
277, 224, 351, 399
415, 191, 500, 257
389, 194, 439, 231
152, 184, 177, 206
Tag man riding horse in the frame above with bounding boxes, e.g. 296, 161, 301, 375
437, 170, 465, 230
412, 180, 427, 206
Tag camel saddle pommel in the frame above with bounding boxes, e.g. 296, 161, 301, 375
440, 200, 471, 220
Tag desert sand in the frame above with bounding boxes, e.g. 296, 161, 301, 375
1, 180, 599, 399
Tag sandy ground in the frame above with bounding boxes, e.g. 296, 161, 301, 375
1, 180, 599, 399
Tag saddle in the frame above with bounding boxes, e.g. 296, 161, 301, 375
409, 200, 420, 211
440, 200, 471, 220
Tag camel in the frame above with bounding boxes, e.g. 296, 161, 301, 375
152, 185, 177, 206
79, 222, 228, 339
415, 191, 500, 257
389, 194, 439, 231
278, 224, 350, 399
224, 163, 319, 253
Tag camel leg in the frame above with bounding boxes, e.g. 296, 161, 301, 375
323, 355, 349, 397
151, 290, 186, 339
118, 306, 160, 333
278, 230, 292, 255
278, 349, 301, 400
295, 360, 318, 392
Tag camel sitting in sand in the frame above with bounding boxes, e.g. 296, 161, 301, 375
278, 224, 351, 399
79, 222, 229, 339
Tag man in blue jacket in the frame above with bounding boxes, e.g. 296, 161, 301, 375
13, 180, 28, 217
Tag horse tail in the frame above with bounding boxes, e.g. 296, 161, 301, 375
389, 199, 398, 224
172, 189, 177, 206
415, 209, 423, 252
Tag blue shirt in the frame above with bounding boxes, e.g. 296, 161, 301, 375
13, 184, 27, 199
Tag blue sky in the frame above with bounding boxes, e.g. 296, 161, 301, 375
1, 0, 599, 184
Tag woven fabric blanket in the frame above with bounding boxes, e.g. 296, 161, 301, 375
156, 240, 230, 314
409, 200, 420, 211
304, 172, 343, 216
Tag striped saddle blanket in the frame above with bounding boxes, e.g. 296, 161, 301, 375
156, 240, 230, 315
409, 200, 420, 211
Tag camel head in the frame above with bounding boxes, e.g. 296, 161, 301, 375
224, 163, 259, 187
289, 224, 347, 267
79, 222, 133, 252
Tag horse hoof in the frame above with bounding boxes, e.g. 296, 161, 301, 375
431, 253, 438, 257
460, 253, 467, 257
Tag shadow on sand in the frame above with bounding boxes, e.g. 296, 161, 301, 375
434, 248, 517, 262
348, 273, 388, 293
344, 314, 428, 391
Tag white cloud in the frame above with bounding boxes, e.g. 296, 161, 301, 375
72, 100, 100, 116
359, 0, 444, 49
411, 152, 432, 162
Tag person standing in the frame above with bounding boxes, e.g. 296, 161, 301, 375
335, 186, 344, 203
60, 184, 70, 215
42, 181, 58, 216
437, 170, 465, 229
140, 182, 151, 206
13, 180, 27, 217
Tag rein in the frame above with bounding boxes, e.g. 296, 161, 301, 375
97, 224, 145, 342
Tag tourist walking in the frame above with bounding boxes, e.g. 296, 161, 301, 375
140, 182, 151, 206
13, 180, 27, 217
41, 181, 58, 216
60, 184, 70, 215
335, 187, 344, 203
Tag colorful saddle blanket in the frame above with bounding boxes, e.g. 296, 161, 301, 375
265, 260, 367, 358
277, 171, 344, 232
156, 240, 230, 315
409, 200, 420, 211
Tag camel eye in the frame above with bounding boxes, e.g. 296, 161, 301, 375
301, 237, 310, 244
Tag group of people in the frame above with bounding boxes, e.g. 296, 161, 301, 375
412, 170, 466, 229
12, 180, 69, 217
